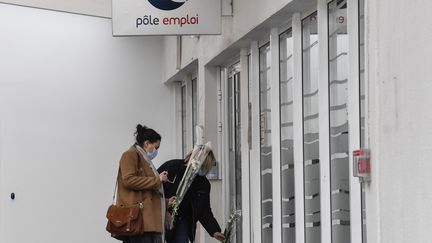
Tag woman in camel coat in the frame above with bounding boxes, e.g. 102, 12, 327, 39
116, 124, 173, 243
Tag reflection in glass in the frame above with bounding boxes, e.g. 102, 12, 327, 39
302, 12, 320, 243
328, 1, 350, 243
280, 29, 295, 243
359, 0, 367, 241
259, 43, 272, 243
181, 86, 187, 157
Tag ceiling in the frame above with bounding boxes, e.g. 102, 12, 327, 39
0, 0, 112, 18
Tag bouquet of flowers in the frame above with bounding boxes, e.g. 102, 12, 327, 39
222, 209, 242, 243
169, 142, 212, 229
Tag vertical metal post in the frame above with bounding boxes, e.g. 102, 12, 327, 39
240, 48, 251, 243
250, 40, 262, 243
270, 27, 282, 243
292, 12, 305, 243
317, 1, 331, 242
347, 0, 363, 243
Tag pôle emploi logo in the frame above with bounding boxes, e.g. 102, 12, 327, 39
136, 0, 199, 28
148, 0, 186, 11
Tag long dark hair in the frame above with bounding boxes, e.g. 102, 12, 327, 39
134, 124, 161, 147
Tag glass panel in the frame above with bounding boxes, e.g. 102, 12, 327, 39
328, 1, 350, 243
227, 64, 242, 243
192, 78, 198, 145
234, 72, 242, 243
302, 12, 320, 243
228, 74, 234, 170
181, 86, 187, 157
359, 0, 367, 241
248, 55, 252, 150
259, 43, 272, 243
280, 29, 295, 243
359, 0, 365, 150
228, 63, 242, 243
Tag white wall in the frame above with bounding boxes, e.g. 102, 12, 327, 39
0, 4, 175, 243
162, 36, 178, 82
163, 0, 297, 79
1, 0, 111, 18
366, 0, 432, 243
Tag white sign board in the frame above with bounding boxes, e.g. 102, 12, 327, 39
112, 0, 221, 36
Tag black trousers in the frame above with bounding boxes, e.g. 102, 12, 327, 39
122, 232, 162, 243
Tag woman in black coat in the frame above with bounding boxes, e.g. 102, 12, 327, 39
157, 149, 225, 243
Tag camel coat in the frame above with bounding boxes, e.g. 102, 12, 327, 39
116, 146, 163, 233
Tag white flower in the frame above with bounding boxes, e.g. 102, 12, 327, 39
169, 142, 213, 229
223, 209, 242, 243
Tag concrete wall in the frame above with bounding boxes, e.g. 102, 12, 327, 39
0, 4, 175, 243
366, 0, 432, 243
162, 0, 295, 80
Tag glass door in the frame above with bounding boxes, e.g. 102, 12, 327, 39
280, 29, 296, 243
302, 12, 321, 243
228, 63, 242, 243
328, 1, 350, 243
259, 43, 273, 243
181, 85, 187, 157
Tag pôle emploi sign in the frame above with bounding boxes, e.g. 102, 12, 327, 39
112, 0, 222, 36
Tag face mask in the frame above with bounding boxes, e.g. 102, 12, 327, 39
197, 168, 207, 176
147, 148, 158, 160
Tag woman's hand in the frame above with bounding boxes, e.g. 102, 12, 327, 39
159, 171, 168, 182
165, 211, 173, 230
213, 232, 225, 241
168, 196, 176, 208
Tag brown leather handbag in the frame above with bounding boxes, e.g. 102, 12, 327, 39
106, 169, 144, 238
106, 202, 144, 236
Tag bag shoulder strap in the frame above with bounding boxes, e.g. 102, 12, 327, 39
112, 148, 144, 205
112, 169, 120, 204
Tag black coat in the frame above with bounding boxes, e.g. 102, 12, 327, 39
157, 159, 221, 242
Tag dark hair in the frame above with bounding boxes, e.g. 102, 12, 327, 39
135, 124, 161, 147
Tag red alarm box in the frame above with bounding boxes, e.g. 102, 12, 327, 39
353, 149, 371, 182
